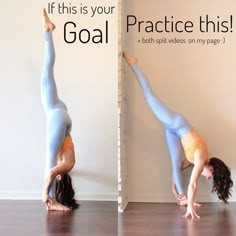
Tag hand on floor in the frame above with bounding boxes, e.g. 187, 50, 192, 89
183, 205, 200, 219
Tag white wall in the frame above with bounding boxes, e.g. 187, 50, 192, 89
125, 0, 236, 202
0, 0, 118, 200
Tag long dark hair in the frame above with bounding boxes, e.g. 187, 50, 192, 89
55, 173, 79, 209
209, 157, 233, 203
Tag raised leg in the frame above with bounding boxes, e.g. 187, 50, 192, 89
123, 52, 192, 137
41, 32, 67, 113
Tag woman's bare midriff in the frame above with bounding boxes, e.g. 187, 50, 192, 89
57, 148, 75, 171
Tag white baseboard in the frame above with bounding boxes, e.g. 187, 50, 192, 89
0, 192, 42, 200
127, 194, 236, 203
0, 192, 118, 202
76, 193, 118, 201
128, 193, 176, 203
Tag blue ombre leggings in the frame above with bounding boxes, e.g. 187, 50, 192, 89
131, 64, 192, 195
41, 32, 72, 198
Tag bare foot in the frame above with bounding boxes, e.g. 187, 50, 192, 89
43, 8, 56, 32
46, 198, 71, 211
176, 194, 202, 207
123, 52, 138, 65
177, 194, 188, 206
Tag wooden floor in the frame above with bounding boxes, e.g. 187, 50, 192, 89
119, 203, 236, 236
0, 200, 117, 236
1, 201, 236, 236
